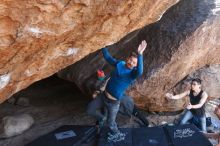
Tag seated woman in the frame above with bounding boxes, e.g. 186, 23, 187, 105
166, 78, 208, 132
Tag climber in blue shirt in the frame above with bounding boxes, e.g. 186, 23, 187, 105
102, 47, 144, 100
87, 40, 147, 142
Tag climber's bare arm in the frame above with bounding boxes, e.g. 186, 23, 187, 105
165, 90, 190, 100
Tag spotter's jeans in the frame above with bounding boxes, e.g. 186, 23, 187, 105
180, 110, 206, 132
87, 93, 120, 133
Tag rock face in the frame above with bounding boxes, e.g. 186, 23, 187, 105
0, 0, 179, 103
58, 0, 220, 112
174, 65, 220, 99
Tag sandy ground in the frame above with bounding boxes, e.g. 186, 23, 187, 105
0, 75, 219, 146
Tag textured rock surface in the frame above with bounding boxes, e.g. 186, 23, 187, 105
58, 0, 220, 111
174, 65, 220, 99
0, 0, 179, 103
0, 114, 34, 138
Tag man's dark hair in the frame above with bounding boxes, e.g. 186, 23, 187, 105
192, 78, 202, 84
129, 52, 138, 58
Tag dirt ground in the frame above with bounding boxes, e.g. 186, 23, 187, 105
0, 75, 219, 146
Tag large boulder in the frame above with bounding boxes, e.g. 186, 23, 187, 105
0, 114, 34, 138
0, 0, 179, 103
58, 0, 220, 112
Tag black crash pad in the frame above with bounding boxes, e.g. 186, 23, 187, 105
25, 125, 97, 146
133, 126, 169, 146
26, 124, 212, 146
98, 127, 168, 146
164, 124, 212, 146
98, 124, 212, 146
98, 128, 133, 146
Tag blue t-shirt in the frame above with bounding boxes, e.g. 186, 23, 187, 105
102, 48, 143, 100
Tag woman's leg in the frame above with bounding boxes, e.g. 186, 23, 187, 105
198, 115, 207, 132
180, 110, 193, 125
